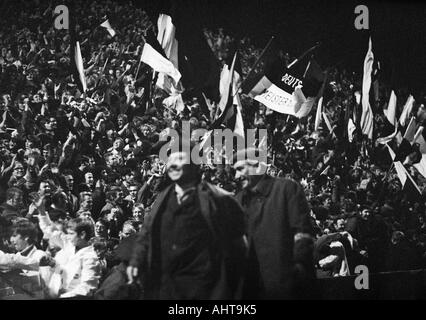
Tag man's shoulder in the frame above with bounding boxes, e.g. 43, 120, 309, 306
264, 176, 301, 192
79, 246, 100, 262
200, 181, 234, 199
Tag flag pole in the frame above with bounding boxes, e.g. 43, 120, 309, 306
234, 35, 275, 97
287, 42, 321, 69
135, 57, 143, 80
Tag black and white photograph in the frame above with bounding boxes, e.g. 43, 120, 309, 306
0, 0, 426, 305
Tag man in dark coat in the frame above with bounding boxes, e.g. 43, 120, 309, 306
127, 151, 247, 300
233, 148, 315, 299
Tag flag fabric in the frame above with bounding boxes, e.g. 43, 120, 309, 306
385, 90, 397, 126
219, 63, 241, 106
412, 126, 426, 178
361, 37, 374, 139
315, 96, 323, 131
244, 56, 324, 117
100, 20, 116, 37
387, 144, 422, 196
162, 93, 185, 113
394, 161, 408, 186
386, 143, 396, 160
376, 123, 398, 145
156, 13, 183, 94
74, 41, 87, 93
234, 93, 245, 138
403, 117, 417, 142
399, 95, 415, 127
322, 112, 333, 133
348, 118, 356, 142
212, 53, 237, 128
140, 42, 181, 84
157, 13, 178, 69
150, 0, 222, 102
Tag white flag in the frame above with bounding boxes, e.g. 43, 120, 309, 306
399, 95, 415, 127
141, 43, 181, 84
75, 41, 87, 93
157, 14, 178, 69
100, 20, 116, 37
315, 96, 323, 131
234, 94, 245, 138
361, 37, 374, 139
385, 90, 397, 126
348, 118, 356, 142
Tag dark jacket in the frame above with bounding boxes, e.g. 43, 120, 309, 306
130, 181, 247, 300
94, 263, 141, 300
235, 175, 314, 299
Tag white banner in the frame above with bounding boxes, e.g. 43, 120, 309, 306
254, 84, 298, 115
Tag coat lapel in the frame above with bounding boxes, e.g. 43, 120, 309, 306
197, 183, 216, 239
148, 184, 173, 225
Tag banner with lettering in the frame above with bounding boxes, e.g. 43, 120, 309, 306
244, 57, 324, 117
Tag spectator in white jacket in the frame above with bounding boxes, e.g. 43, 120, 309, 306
0, 220, 47, 273
35, 195, 101, 299
39, 217, 100, 299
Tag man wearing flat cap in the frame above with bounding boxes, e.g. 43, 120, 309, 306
127, 149, 247, 300
233, 147, 316, 299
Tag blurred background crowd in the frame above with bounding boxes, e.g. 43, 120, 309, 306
1, 0, 426, 299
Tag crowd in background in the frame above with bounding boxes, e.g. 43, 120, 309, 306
1, 0, 426, 299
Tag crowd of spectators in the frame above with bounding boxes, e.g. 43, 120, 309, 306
1, 0, 426, 299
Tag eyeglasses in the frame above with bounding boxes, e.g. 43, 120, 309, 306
14, 167, 24, 171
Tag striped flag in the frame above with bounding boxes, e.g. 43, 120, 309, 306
156, 13, 184, 94
361, 37, 374, 139
140, 42, 181, 84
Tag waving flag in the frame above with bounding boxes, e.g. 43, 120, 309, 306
385, 90, 397, 126
100, 19, 116, 37
74, 41, 87, 93
361, 37, 374, 139
141, 42, 181, 84
399, 95, 415, 127
245, 56, 324, 117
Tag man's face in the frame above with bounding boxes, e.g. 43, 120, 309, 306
120, 224, 135, 239
113, 139, 123, 150
46, 118, 57, 131
360, 209, 371, 220
9, 192, 23, 207
39, 182, 51, 196
85, 172, 94, 185
64, 175, 74, 190
95, 222, 106, 236
233, 160, 260, 189
10, 233, 29, 252
82, 195, 93, 210
117, 118, 125, 128
66, 228, 85, 247
13, 165, 25, 178
335, 219, 345, 231
128, 185, 138, 199
125, 172, 135, 183
42, 149, 50, 160
133, 207, 143, 220
167, 152, 190, 182
25, 140, 34, 149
